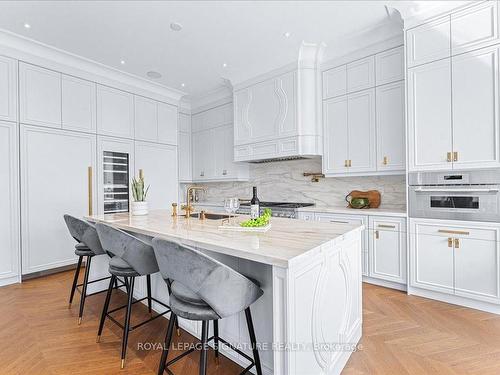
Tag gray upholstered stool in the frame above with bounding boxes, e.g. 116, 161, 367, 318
95, 223, 174, 369
152, 237, 264, 375
64, 214, 121, 325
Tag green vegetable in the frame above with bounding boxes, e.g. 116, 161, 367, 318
240, 208, 272, 227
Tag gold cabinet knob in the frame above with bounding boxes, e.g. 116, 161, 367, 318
348, 160, 352, 167
448, 238, 453, 247
383, 156, 388, 165
453, 152, 458, 162
447, 152, 452, 162
454, 238, 460, 248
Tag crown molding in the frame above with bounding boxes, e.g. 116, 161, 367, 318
0, 28, 186, 105
189, 85, 233, 114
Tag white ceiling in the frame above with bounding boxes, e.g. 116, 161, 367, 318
0, 1, 464, 99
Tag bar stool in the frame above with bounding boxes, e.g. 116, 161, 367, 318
95, 223, 174, 369
152, 237, 264, 375
64, 214, 122, 325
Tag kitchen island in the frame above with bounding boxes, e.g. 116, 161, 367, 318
86, 210, 364, 375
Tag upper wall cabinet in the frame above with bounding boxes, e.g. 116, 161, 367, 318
20, 63, 62, 128
451, 1, 499, 55
97, 85, 134, 139
62, 75, 96, 133
0, 56, 17, 122
322, 65, 346, 99
157, 102, 178, 145
346, 56, 375, 93
135, 96, 178, 145
376, 47, 404, 86
407, 16, 451, 67
192, 103, 232, 133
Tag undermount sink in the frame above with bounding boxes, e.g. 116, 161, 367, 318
189, 212, 230, 220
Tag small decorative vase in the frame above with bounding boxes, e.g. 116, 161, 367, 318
131, 201, 148, 216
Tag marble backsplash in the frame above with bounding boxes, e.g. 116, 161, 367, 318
184, 157, 406, 210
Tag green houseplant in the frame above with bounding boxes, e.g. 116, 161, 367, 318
131, 173, 150, 215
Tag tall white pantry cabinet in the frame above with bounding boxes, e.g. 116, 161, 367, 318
1, 55, 180, 284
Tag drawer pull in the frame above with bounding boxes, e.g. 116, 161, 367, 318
378, 224, 396, 229
448, 238, 453, 248
438, 229, 470, 235
454, 238, 460, 248
375, 230, 379, 239
330, 220, 349, 224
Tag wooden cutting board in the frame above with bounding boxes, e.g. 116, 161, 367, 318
347, 190, 381, 208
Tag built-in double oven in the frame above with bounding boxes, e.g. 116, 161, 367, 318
409, 170, 500, 223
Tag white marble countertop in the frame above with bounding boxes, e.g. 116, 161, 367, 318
296, 205, 407, 217
86, 209, 363, 268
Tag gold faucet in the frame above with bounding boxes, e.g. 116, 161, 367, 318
182, 186, 207, 217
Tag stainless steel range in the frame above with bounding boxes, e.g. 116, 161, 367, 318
409, 169, 500, 222
237, 201, 314, 219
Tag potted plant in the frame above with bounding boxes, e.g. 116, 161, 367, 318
131, 173, 150, 216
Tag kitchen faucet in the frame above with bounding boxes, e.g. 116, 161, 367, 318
182, 186, 207, 217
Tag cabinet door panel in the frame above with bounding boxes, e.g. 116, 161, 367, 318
234, 89, 251, 144
158, 102, 178, 145
0, 56, 17, 122
348, 89, 376, 173
454, 228, 500, 303
347, 56, 375, 93
407, 16, 451, 67
452, 46, 499, 169
21, 125, 96, 274
323, 65, 347, 99
62, 75, 96, 133
410, 222, 454, 293
134, 96, 157, 142
0, 122, 20, 285
451, 1, 499, 55
408, 59, 452, 171
247, 79, 278, 140
323, 96, 348, 174
178, 132, 192, 182
96, 85, 134, 138
20, 63, 62, 128
135, 141, 178, 210
369, 217, 406, 284
376, 46, 404, 86
192, 129, 214, 180
213, 125, 235, 178
376, 81, 405, 171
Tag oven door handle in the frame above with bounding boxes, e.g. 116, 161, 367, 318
413, 187, 499, 193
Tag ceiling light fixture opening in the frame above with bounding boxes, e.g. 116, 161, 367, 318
170, 22, 183, 31
181, 83, 185, 88
120, 60, 126, 65
24, 23, 31, 29
147, 71, 162, 79
222, 63, 228, 68
284, 31, 291, 38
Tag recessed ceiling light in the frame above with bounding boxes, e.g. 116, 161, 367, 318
284, 31, 291, 38
146, 71, 162, 79
170, 22, 183, 31
120, 60, 125, 65
24, 23, 31, 29
222, 63, 228, 68
181, 83, 185, 88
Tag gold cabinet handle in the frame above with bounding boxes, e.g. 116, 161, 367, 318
378, 224, 396, 229
453, 151, 458, 162
454, 238, 460, 248
375, 230, 379, 239
348, 160, 352, 167
447, 152, 452, 162
344, 160, 348, 168
438, 229, 470, 235
383, 156, 388, 165
448, 238, 453, 247
87, 166, 93, 216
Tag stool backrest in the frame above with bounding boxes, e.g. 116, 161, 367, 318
95, 223, 159, 276
63, 215, 105, 255
152, 237, 263, 319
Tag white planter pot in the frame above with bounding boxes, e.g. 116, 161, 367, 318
131, 201, 148, 216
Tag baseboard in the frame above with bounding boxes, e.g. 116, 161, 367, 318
22, 263, 79, 281
362, 277, 407, 291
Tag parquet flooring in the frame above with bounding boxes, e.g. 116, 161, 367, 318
1, 270, 500, 374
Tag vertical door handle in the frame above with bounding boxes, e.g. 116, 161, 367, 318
454, 238, 460, 248
383, 156, 388, 165
375, 230, 379, 239
348, 160, 352, 167
344, 160, 348, 168
447, 152, 452, 162
447, 238, 453, 248
453, 152, 458, 162
87, 166, 93, 216
222, 169, 227, 176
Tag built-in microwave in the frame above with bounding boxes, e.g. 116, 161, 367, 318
408, 170, 500, 223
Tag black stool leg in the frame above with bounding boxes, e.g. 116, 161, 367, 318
78, 255, 92, 325
199, 320, 208, 375
166, 280, 181, 337
245, 307, 262, 375
97, 275, 116, 342
158, 313, 177, 375
68, 255, 83, 308
121, 276, 135, 369
146, 274, 153, 314
114, 277, 119, 289
213, 320, 220, 366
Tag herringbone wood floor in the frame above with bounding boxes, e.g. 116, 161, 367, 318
1, 270, 500, 375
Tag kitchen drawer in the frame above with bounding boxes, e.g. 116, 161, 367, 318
315, 213, 368, 252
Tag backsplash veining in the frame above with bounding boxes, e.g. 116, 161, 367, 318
185, 158, 406, 210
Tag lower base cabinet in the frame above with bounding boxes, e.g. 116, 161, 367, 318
410, 218, 500, 305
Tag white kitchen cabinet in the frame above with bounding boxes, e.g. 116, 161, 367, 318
410, 218, 500, 305
97, 136, 134, 215
178, 131, 192, 183
62, 75, 96, 133
158, 102, 178, 145
20, 63, 62, 128
376, 81, 405, 172
322, 65, 347, 99
20, 125, 96, 274
451, 1, 499, 55
323, 95, 348, 174
406, 16, 451, 67
134, 95, 157, 142
96, 85, 134, 139
347, 55, 375, 93
0, 121, 20, 286
452, 46, 499, 169
407, 58, 452, 171
369, 216, 406, 284
348, 89, 376, 173
135, 141, 178, 210
0, 56, 17, 122
213, 125, 231, 178
192, 129, 213, 180
192, 103, 232, 133
376, 46, 404, 86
